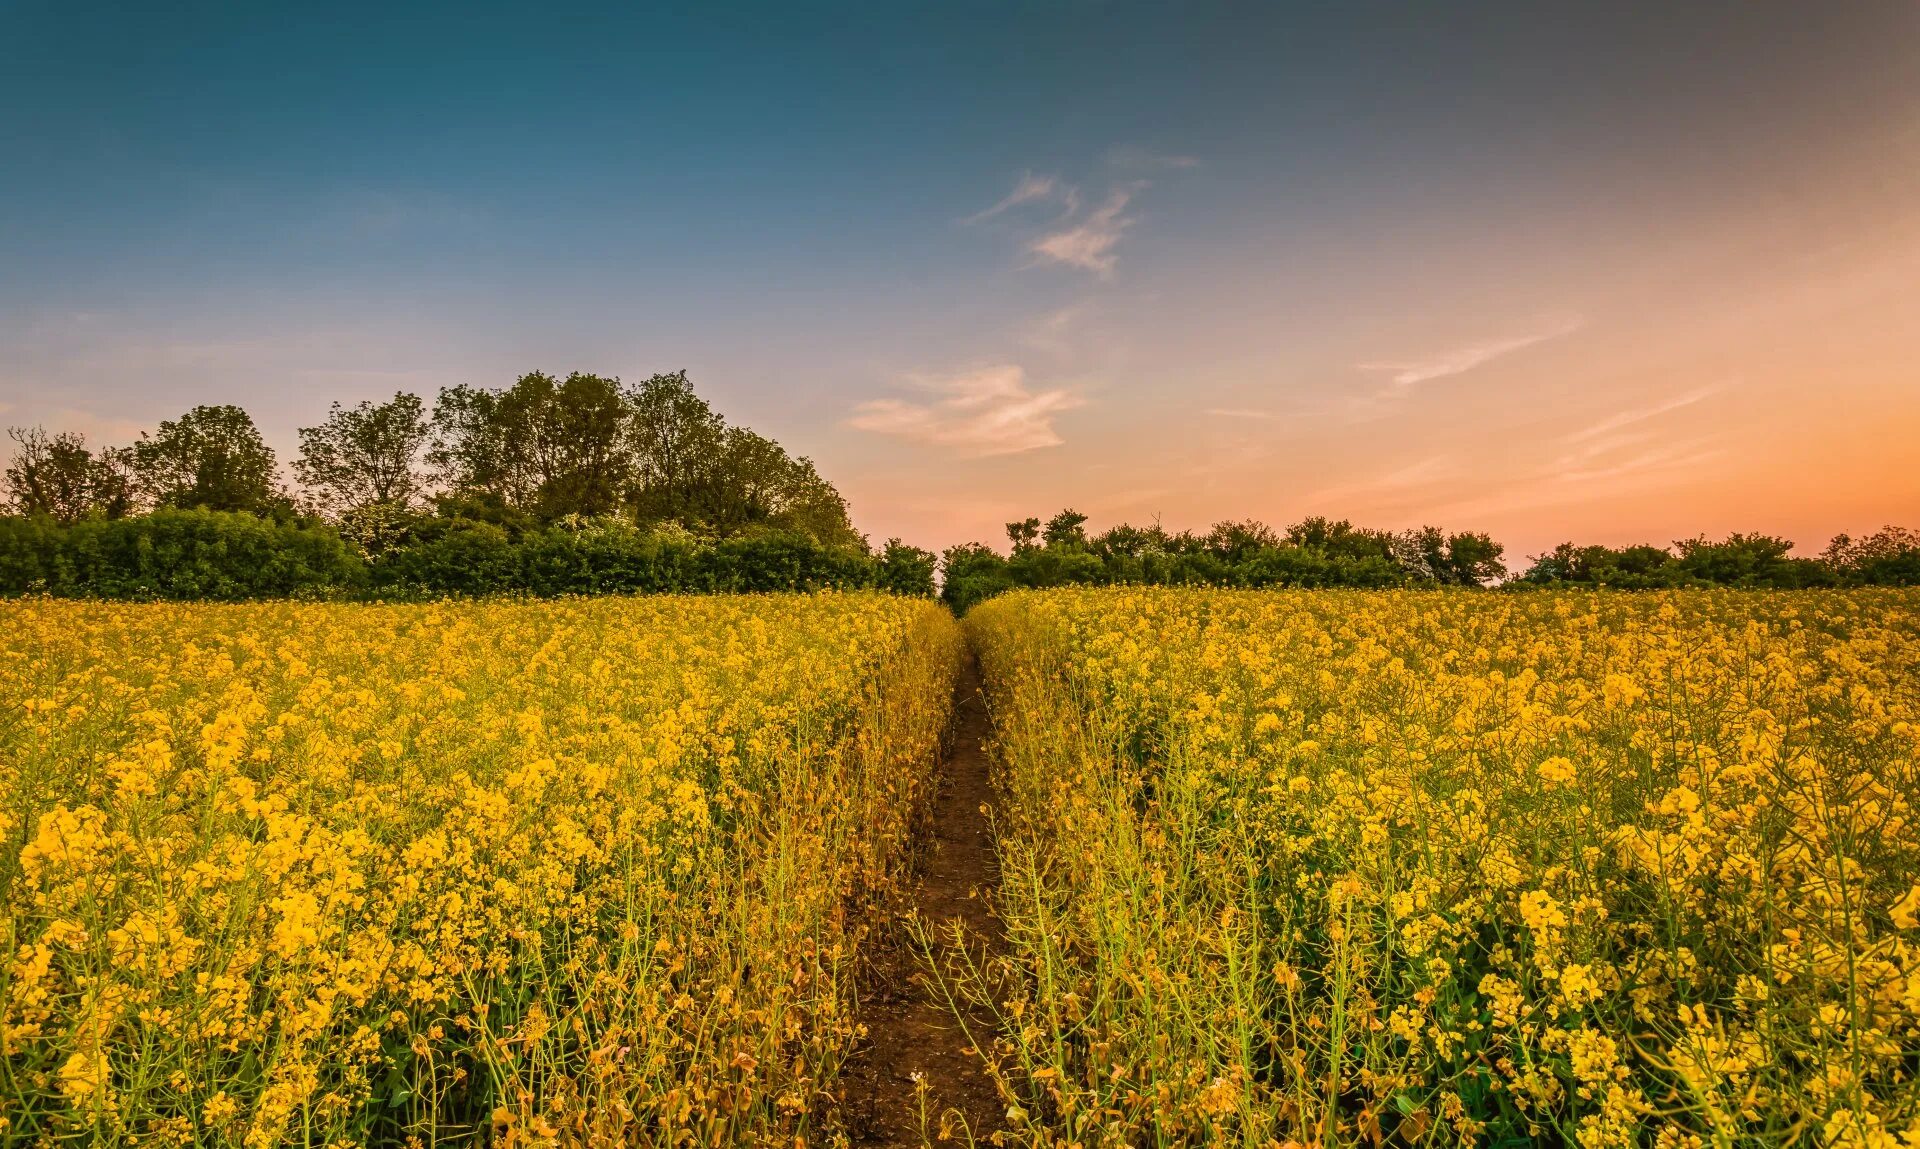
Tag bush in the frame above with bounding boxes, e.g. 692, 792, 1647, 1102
874, 539, 938, 598
0, 509, 365, 599
939, 518, 1423, 613
368, 519, 522, 596
0, 512, 939, 602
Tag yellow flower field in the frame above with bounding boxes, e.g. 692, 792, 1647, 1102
967, 588, 1920, 1148
1, 594, 962, 1146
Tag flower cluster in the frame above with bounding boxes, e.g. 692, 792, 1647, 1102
968, 588, 1920, 1147
2, 593, 962, 1146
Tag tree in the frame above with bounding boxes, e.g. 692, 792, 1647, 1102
1393, 526, 1507, 586
295, 392, 430, 516
1205, 519, 1281, 562
1438, 530, 1507, 586
1043, 509, 1090, 549
1824, 526, 1920, 572
941, 542, 1015, 613
3, 426, 136, 521
1673, 533, 1831, 587
429, 368, 861, 543
1286, 516, 1396, 563
1005, 517, 1041, 552
533, 372, 632, 519
128, 405, 284, 514
1829, 526, 1920, 586
628, 371, 726, 524
874, 539, 938, 596
703, 428, 859, 545
1522, 541, 1679, 587
745, 449, 862, 548
1091, 521, 1171, 559
429, 372, 634, 520
426, 383, 538, 509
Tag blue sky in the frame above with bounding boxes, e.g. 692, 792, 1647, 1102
4, 2, 1917, 554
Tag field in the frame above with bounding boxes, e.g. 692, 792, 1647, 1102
966, 588, 1920, 1148
0, 594, 963, 1145
8, 586, 1920, 1149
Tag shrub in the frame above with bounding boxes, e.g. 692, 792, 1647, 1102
0, 509, 363, 599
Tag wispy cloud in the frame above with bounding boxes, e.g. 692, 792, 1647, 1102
1562, 383, 1725, 444
962, 171, 1069, 224
970, 152, 1189, 276
848, 365, 1086, 456
1204, 407, 1285, 421
1359, 315, 1583, 388
1030, 186, 1139, 275
1550, 441, 1726, 486
1538, 383, 1729, 484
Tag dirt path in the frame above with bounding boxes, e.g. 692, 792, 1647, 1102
836, 658, 1004, 1146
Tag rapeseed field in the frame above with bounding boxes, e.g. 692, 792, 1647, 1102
1, 594, 962, 1146
967, 588, 1920, 1148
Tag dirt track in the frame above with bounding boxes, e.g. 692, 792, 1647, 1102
835, 659, 1004, 1146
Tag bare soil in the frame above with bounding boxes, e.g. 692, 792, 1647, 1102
834, 659, 1005, 1146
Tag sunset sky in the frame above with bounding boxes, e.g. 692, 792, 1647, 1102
3, 2, 1916, 560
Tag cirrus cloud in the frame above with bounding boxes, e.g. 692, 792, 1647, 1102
1359, 315, 1584, 389
961, 171, 1069, 224
848, 365, 1086, 456
1029, 186, 1138, 275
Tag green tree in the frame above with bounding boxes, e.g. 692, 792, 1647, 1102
3, 426, 136, 521
129, 405, 285, 514
779, 458, 861, 547
429, 368, 861, 544
1286, 516, 1397, 562
295, 392, 430, 515
426, 383, 537, 509
874, 538, 938, 596
1522, 541, 1680, 587
1043, 508, 1090, 548
1393, 526, 1507, 586
1823, 526, 1920, 583
1205, 518, 1281, 562
628, 370, 727, 524
429, 372, 633, 520
1673, 533, 1828, 587
1091, 521, 1172, 559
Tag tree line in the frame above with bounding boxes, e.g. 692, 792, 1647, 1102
938, 509, 1920, 612
939, 511, 1508, 612
0, 372, 938, 599
1517, 528, 1920, 589
5, 371, 859, 541
5, 385, 1915, 604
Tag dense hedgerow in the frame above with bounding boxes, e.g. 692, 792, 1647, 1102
0, 511, 938, 600
940, 512, 1920, 614
0, 509, 364, 600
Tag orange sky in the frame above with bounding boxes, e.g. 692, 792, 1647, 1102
831, 91, 1920, 562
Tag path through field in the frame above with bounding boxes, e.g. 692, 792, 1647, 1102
836, 658, 1005, 1146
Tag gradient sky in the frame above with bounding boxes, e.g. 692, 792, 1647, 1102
3, 1, 1916, 559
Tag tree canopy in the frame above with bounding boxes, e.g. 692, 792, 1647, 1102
2, 427, 134, 521
295, 392, 431, 515
129, 405, 286, 515
426, 370, 860, 545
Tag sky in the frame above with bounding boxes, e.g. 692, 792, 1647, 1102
2, 1, 1916, 560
